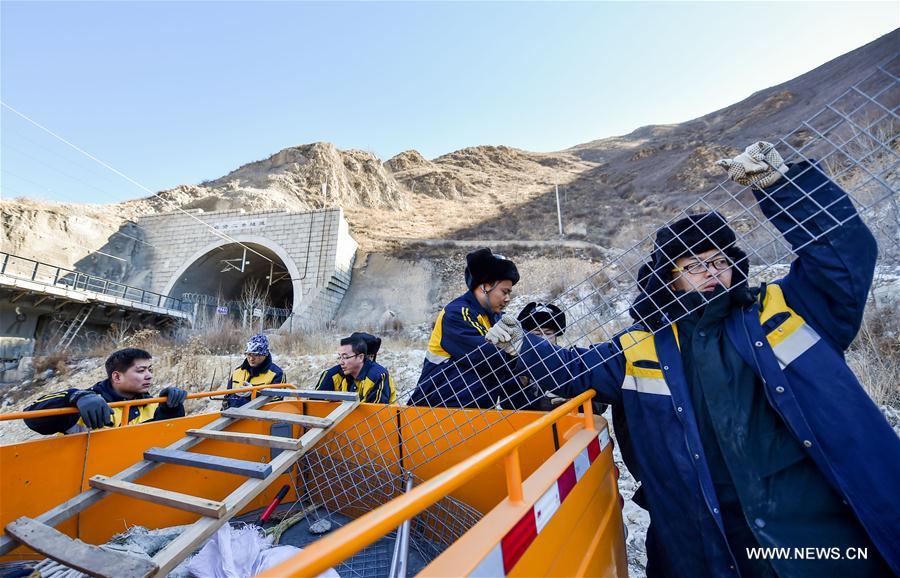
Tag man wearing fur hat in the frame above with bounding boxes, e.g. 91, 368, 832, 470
223, 333, 286, 409
409, 248, 531, 409
487, 143, 899, 576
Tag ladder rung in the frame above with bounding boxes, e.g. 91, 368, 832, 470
187, 428, 303, 450
259, 388, 358, 402
144, 448, 272, 479
6, 517, 158, 578
221, 408, 333, 428
89, 475, 226, 518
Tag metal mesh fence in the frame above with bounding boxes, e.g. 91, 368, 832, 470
292, 54, 898, 570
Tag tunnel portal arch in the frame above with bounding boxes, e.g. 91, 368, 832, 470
138, 208, 357, 331
163, 236, 303, 329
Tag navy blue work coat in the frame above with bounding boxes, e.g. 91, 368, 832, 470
518, 161, 900, 576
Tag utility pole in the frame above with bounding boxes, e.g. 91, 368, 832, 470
555, 183, 563, 236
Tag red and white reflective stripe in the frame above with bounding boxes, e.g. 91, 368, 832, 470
469, 428, 611, 577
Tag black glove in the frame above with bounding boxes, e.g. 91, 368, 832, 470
72, 392, 113, 430
160, 387, 187, 408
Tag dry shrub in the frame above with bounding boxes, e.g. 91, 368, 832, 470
848, 303, 900, 408
166, 335, 212, 388
124, 328, 163, 351
200, 321, 246, 355
81, 325, 173, 358
271, 331, 334, 356
32, 352, 70, 377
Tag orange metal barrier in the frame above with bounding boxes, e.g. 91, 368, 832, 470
258, 390, 597, 578
0, 383, 297, 423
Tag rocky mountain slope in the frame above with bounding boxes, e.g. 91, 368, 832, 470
1, 29, 896, 273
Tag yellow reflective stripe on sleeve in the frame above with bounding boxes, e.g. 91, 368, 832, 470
425, 350, 450, 364
36, 392, 69, 402
627, 366, 663, 380
619, 330, 659, 364
619, 330, 670, 395
232, 368, 278, 387
372, 376, 383, 403
760, 284, 820, 369
760, 284, 792, 324
387, 374, 397, 403
427, 309, 452, 362
104, 403, 160, 428
462, 307, 487, 336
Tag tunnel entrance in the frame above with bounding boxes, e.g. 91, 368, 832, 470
170, 242, 295, 330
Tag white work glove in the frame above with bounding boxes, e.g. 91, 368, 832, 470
716, 141, 788, 188
485, 314, 524, 357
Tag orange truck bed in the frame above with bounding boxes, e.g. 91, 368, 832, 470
0, 391, 627, 577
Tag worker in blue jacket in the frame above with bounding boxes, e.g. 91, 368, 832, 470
317, 334, 395, 403
487, 142, 900, 577
223, 334, 285, 409
24, 348, 187, 434
409, 248, 533, 409
315, 332, 388, 399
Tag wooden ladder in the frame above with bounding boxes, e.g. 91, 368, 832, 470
1, 389, 359, 578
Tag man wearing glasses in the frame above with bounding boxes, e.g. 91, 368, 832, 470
223, 333, 286, 409
317, 334, 395, 404
487, 142, 899, 576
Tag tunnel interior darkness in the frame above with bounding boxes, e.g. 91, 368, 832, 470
170, 242, 294, 312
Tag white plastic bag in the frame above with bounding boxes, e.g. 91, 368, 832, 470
187, 523, 339, 578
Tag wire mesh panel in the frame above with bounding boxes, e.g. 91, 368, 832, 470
288, 54, 898, 572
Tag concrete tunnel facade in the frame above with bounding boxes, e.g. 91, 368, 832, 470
138, 208, 357, 330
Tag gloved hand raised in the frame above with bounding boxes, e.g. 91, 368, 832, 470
160, 387, 188, 408
485, 315, 524, 357
716, 141, 788, 189
72, 392, 113, 429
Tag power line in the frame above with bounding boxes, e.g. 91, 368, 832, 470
0, 174, 159, 250
4, 228, 128, 263
3, 142, 135, 201
1, 101, 276, 266
2, 125, 132, 188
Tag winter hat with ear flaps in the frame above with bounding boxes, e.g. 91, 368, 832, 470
518, 302, 567, 336
464, 248, 520, 291
630, 212, 754, 328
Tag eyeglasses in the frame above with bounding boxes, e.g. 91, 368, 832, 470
336, 353, 363, 362
672, 256, 732, 275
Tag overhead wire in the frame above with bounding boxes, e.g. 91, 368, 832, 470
0, 166, 161, 250
2, 228, 129, 263
1, 101, 276, 266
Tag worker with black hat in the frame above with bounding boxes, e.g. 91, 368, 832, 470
486, 142, 899, 576
409, 248, 531, 409
517, 302, 566, 345
516, 301, 589, 412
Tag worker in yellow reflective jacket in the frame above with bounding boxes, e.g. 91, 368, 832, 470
24, 348, 187, 434
317, 334, 395, 404
223, 334, 285, 409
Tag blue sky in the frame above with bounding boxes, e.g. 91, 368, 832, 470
1, 1, 897, 204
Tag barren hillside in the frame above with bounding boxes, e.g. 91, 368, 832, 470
1, 29, 896, 272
